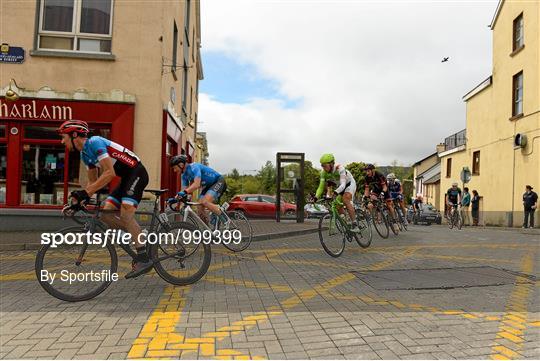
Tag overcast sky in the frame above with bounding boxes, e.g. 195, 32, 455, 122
198, 0, 499, 174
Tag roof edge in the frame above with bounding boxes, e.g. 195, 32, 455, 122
490, 0, 505, 29
463, 76, 492, 101
412, 152, 438, 167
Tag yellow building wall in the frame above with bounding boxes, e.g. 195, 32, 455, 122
440, 0, 539, 226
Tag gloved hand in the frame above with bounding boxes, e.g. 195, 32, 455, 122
177, 191, 187, 199
70, 190, 90, 204
167, 197, 178, 205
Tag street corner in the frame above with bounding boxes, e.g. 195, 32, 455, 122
1, 225, 539, 360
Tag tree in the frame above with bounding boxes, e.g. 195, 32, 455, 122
229, 168, 240, 180
257, 161, 276, 195
304, 161, 321, 197
346, 162, 367, 194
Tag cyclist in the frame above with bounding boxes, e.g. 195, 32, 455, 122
57, 120, 151, 279
314, 153, 360, 233
445, 182, 462, 218
168, 155, 227, 225
363, 164, 396, 221
387, 173, 407, 223
412, 193, 424, 221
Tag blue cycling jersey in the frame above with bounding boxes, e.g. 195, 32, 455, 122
181, 163, 222, 188
388, 180, 403, 199
81, 136, 140, 176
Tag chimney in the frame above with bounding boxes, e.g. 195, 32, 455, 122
436, 143, 446, 154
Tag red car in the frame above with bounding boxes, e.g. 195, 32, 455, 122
227, 194, 297, 218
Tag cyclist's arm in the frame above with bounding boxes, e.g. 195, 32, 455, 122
184, 177, 201, 194
315, 176, 325, 198
87, 168, 98, 184
86, 157, 116, 196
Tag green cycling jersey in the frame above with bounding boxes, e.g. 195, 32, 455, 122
315, 164, 354, 198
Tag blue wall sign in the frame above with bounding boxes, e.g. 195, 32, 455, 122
0, 44, 25, 64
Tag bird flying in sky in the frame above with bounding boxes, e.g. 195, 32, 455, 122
441, 57, 449, 62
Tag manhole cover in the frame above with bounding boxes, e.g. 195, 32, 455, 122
351, 266, 536, 290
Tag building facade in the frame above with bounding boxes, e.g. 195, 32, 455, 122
438, 0, 539, 226
412, 151, 442, 209
0, 0, 204, 210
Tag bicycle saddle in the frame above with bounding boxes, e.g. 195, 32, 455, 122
144, 189, 169, 196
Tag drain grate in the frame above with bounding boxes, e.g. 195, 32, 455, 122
351, 266, 536, 290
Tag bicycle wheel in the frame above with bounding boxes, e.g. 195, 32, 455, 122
221, 211, 253, 252
384, 209, 399, 236
448, 212, 455, 229
354, 210, 372, 248
370, 208, 389, 239
457, 212, 463, 230
152, 221, 211, 285
398, 209, 408, 231
318, 213, 346, 257
35, 226, 117, 302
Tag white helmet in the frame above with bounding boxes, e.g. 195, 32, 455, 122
386, 173, 396, 181
416, 193, 423, 198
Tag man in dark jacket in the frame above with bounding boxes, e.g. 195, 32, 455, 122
523, 185, 538, 228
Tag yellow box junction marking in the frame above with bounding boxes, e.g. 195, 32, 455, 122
490, 252, 535, 360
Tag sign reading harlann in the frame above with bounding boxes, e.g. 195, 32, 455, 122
0, 43, 25, 63
0, 99, 73, 120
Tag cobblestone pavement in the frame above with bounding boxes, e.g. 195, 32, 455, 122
1, 225, 539, 360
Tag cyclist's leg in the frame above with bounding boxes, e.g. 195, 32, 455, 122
342, 180, 357, 221
200, 177, 227, 219
342, 192, 356, 221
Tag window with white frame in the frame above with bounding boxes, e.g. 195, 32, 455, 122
38, 0, 113, 53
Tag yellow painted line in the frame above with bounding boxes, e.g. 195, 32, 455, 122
490, 251, 535, 360
203, 275, 292, 292
127, 285, 189, 359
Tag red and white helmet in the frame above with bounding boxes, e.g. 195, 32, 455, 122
57, 120, 89, 135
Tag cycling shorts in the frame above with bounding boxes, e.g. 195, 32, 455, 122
106, 163, 149, 208
335, 179, 357, 201
200, 177, 227, 201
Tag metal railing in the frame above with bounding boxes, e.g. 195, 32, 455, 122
444, 129, 466, 151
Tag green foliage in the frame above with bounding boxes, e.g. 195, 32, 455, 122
346, 161, 367, 194
258, 161, 276, 195
304, 161, 321, 196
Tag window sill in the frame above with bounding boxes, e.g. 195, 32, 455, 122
510, 45, 525, 57
509, 113, 524, 121
30, 50, 115, 61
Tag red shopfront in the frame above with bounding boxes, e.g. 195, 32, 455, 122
0, 98, 134, 208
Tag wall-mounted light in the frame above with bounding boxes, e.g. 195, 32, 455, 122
5, 78, 21, 102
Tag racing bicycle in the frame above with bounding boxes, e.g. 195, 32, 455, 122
315, 196, 372, 257
35, 189, 211, 302
169, 197, 253, 252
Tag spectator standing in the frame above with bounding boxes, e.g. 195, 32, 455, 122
523, 185, 538, 228
461, 187, 471, 226
471, 190, 480, 226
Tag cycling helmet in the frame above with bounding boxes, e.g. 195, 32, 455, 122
386, 173, 396, 181
363, 164, 375, 170
452, 182, 458, 187
170, 154, 188, 167
57, 120, 89, 136
416, 193, 423, 198
320, 153, 335, 164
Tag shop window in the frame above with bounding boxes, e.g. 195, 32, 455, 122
38, 0, 113, 54
21, 144, 66, 205
0, 124, 7, 204
24, 125, 58, 139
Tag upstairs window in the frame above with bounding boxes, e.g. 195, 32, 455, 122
513, 13, 524, 51
512, 71, 523, 117
446, 158, 452, 178
472, 151, 480, 175
38, 0, 113, 53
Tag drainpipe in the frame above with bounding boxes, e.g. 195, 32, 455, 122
510, 121, 516, 227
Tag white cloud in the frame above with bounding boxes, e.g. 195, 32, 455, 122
199, 0, 498, 174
